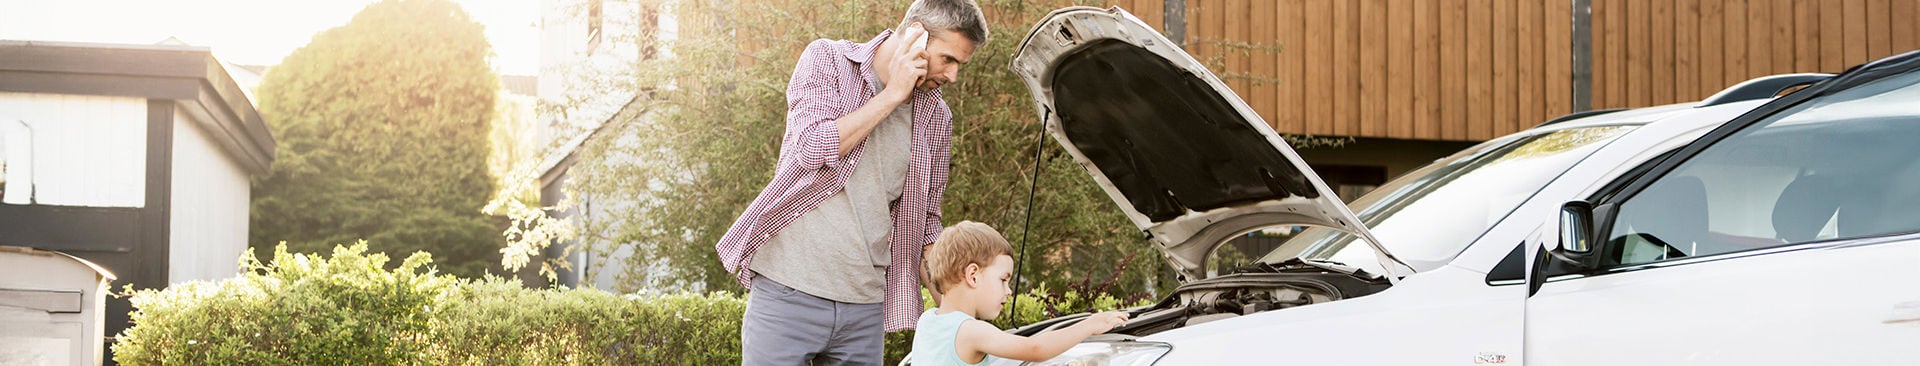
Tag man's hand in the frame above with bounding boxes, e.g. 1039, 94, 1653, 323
881, 24, 929, 105
825, 24, 930, 156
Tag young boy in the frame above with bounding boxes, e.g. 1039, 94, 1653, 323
913, 221, 1130, 365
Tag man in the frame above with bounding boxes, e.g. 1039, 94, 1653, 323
713, 0, 987, 364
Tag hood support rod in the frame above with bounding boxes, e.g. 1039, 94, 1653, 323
1008, 115, 1050, 328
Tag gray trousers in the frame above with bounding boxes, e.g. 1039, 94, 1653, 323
742, 274, 885, 366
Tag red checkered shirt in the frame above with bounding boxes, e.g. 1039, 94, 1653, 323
715, 30, 951, 332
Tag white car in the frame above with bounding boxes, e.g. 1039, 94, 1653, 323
997, 6, 1920, 365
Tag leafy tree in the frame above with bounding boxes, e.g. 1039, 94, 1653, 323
515, 0, 1342, 300
251, 0, 502, 278
504, 0, 1168, 297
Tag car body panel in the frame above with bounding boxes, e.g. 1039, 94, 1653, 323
1526, 234, 1920, 365
1526, 55, 1920, 365
1142, 264, 1529, 364
1001, 4, 1913, 365
1130, 99, 1774, 364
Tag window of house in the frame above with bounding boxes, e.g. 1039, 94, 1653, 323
585, 0, 604, 55
1, 126, 7, 198
1, 119, 31, 204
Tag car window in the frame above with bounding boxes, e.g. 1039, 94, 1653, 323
1604, 71, 1920, 266
1251, 125, 1636, 273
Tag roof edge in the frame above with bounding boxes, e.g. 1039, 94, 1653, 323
0, 40, 275, 172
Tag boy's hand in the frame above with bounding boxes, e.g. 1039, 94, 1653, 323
964, 310, 1135, 362
1082, 311, 1130, 333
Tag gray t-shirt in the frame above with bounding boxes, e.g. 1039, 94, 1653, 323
750, 100, 912, 304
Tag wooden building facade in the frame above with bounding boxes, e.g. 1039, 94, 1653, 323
1093, 0, 1920, 191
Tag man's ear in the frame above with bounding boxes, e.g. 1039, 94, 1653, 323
963, 262, 981, 288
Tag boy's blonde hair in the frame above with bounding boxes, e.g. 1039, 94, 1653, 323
924, 221, 1014, 294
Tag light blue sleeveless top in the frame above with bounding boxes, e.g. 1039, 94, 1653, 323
911, 309, 999, 366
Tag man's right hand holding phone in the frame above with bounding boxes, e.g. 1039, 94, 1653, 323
882, 23, 929, 106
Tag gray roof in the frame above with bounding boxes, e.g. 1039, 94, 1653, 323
0, 40, 276, 173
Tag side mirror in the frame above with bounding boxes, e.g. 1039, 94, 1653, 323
1558, 201, 1595, 254
1531, 201, 1602, 296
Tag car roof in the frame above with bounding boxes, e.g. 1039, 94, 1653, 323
1533, 103, 1697, 130
1525, 71, 1837, 134
1522, 98, 1774, 137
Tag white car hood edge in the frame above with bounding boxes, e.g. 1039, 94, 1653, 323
1008, 6, 1411, 282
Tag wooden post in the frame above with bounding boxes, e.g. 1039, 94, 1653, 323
1165, 0, 1187, 47
1572, 0, 1593, 112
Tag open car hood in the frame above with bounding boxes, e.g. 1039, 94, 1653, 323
1009, 7, 1410, 281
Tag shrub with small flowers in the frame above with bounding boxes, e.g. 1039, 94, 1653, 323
113, 241, 448, 365
112, 242, 748, 365
113, 241, 1145, 365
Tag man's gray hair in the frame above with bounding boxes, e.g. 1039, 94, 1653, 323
900, 0, 989, 45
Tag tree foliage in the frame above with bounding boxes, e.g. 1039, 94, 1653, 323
529, 0, 1172, 297
532, 0, 1346, 299
251, 0, 502, 278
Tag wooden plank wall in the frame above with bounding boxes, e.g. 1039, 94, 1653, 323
1171, 0, 1573, 141
1104, 0, 1166, 29
731, 1, 1920, 142
730, 1, 1920, 142
1591, 0, 1920, 110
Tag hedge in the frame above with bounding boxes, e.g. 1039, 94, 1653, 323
113, 243, 1144, 365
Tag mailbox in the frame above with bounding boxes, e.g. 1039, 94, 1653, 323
0, 245, 115, 365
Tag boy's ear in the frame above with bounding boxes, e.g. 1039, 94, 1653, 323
963, 262, 981, 288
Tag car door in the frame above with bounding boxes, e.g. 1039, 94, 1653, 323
1525, 57, 1920, 365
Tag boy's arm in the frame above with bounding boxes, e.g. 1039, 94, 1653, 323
956, 312, 1127, 362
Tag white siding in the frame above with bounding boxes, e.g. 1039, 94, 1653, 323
168, 108, 250, 283
2, 119, 32, 204
0, 92, 146, 207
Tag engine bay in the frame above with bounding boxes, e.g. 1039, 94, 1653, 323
1012, 259, 1391, 338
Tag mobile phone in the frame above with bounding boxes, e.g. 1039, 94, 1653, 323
913, 27, 931, 87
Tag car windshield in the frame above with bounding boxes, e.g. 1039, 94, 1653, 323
1256, 125, 1637, 273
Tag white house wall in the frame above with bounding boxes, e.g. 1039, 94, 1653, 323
538, 0, 643, 141
167, 107, 250, 283
0, 92, 147, 208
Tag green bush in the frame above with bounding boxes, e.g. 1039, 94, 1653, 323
115, 244, 1144, 365
434, 283, 1129, 365
114, 242, 449, 365
114, 244, 744, 365
428, 280, 744, 364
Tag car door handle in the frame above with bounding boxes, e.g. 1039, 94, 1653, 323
1886, 301, 1920, 324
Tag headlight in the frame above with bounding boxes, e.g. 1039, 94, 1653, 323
985, 341, 1171, 366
